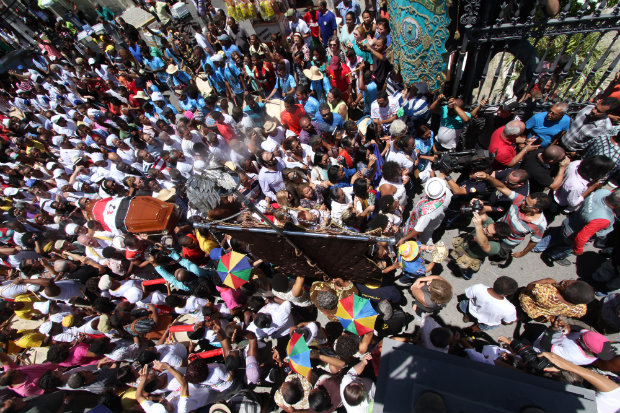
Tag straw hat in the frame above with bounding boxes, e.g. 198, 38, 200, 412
156, 188, 177, 201
166, 64, 179, 75
134, 90, 149, 100
398, 241, 420, 262
303, 66, 323, 81
264, 120, 277, 134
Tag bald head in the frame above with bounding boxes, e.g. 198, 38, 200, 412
541, 145, 565, 163
503, 120, 526, 138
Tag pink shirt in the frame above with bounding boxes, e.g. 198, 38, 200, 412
58, 343, 101, 367
6, 363, 57, 397
216, 286, 245, 311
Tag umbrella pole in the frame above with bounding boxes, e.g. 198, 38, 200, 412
230, 189, 332, 279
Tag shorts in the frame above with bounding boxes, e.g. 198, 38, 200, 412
246, 355, 260, 385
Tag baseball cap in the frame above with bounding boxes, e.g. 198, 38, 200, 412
98, 274, 112, 290
580, 330, 615, 361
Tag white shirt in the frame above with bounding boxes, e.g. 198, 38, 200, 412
40, 280, 84, 303
247, 301, 294, 338
534, 330, 597, 366
340, 367, 376, 413
554, 160, 588, 212
175, 296, 209, 315
156, 343, 188, 368
370, 97, 399, 132
386, 149, 416, 173
596, 386, 620, 413
420, 315, 448, 353
107, 280, 143, 304
464, 283, 516, 326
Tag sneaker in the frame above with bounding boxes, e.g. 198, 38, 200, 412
395, 278, 414, 288
555, 258, 572, 266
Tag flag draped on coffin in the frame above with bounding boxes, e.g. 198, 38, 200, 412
388, 0, 451, 90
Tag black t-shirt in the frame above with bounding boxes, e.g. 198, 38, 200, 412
67, 264, 99, 284
355, 283, 402, 305
376, 310, 411, 337
521, 150, 557, 193
449, 177, 491, 209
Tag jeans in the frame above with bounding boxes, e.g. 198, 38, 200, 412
457, 299, 498, 331
535, 226, 574, 260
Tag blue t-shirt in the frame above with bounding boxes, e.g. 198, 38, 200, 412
363, 82, 378, 114
224, 64, 244, 95
398, 242, 426, 276
272, 74, 297, 99
223, 44, 241, 60
415, 132, 435, 171
440, 105, 470, 130
301, 96, 320, 120
316, 112, 344, 133
525, 111, 571, 147
318, 10, 337, 46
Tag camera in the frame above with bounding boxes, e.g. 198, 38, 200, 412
461, 199, 484, 214
509, 339, 553, 374
433, 149, 491, 174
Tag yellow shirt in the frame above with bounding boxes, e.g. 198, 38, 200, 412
196, 231, 219, 255
13, 293, 41, 320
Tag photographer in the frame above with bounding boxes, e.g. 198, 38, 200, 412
450, 211, 512, 280
439, 157, 493, 228
538, 352, 620, 413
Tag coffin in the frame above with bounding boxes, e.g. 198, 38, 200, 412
125, 196, 179, 234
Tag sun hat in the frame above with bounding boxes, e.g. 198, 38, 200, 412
264, 120, 277, 134
134, 90, 149, 100
398, 241, 420, 262
425, 177, 447, 199
156, 188, 176, 201
166, 64, 179, 75
65, 223, 78, 236
303, 66, 323, 81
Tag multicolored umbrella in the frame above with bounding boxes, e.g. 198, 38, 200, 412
216, 251, 252, 289
287, 332, 312, 377
335, 294, 378, 336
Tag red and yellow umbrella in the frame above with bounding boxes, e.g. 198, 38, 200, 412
335, 294, 378, 336
287, 332, 312, 377
216, 251, 252, 289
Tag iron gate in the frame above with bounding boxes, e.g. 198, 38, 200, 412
450, 0, 620, 113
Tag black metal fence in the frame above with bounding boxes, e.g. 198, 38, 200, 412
450, 0, 620, 113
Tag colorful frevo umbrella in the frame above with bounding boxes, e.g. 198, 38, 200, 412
335, 294, 378, 336
287, 332, 312, 377
216, 251, 252, 289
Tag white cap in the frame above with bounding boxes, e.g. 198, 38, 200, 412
39, 321, 54, 335
87, 108, 100, 117
425, 177, 447, 199
53, 169, 64, 178
65, 223, 79, 236
145, 403, 167, 413
33, 301, 51, 314
89, 152, 104, 162
151, 92, 164, 102
46, 162, 57, 170
106, 133, 119, 146
211, 53, 223, 62
3, 187, 18, 196
98, 274, 112, 290
88, 57, 96, 65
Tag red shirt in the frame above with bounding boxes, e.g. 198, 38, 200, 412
488, 126, 516, 169
328, 65, 352, 94
304, 10, 320, 38
182, 233, 205, 264
253, 62, 275, 93
216, 122, 235, 142
280, 104, 306, 135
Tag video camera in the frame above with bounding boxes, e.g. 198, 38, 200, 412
433, 149, 492, 174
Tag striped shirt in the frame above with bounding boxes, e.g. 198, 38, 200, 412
561, 105, 612, 152
499, 192, 547, 246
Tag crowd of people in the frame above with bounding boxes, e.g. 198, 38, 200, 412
0, 0, 620, 412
